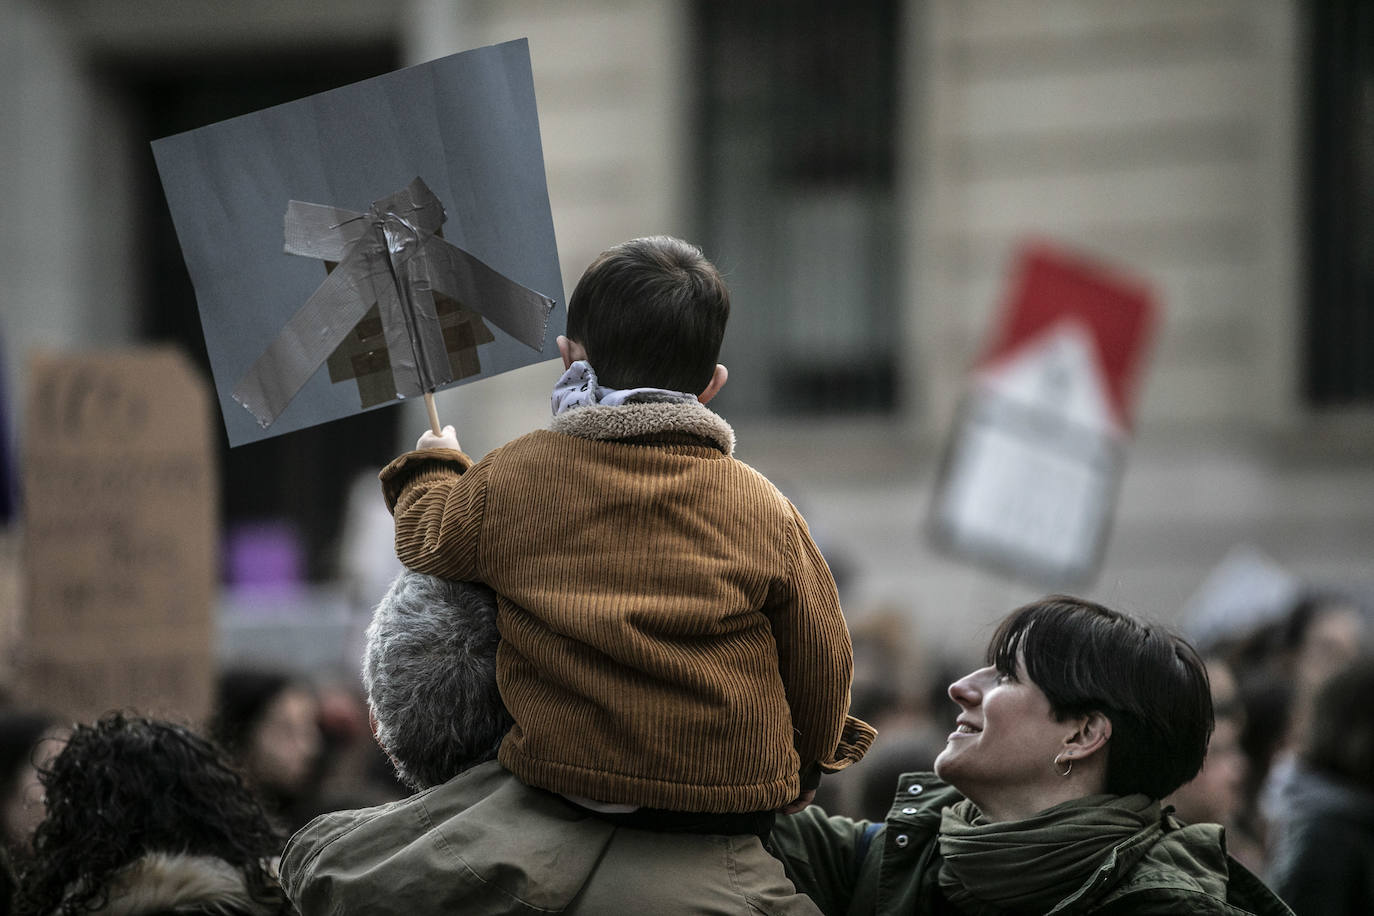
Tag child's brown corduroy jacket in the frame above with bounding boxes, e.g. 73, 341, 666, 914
381, 399, 874, 813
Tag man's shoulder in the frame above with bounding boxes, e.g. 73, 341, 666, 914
281, 762, 510, 877
281, 763, 622, 915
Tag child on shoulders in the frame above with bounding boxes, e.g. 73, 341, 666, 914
380, 236, 873, 828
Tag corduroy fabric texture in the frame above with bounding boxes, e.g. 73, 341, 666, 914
380, 400, 874, 813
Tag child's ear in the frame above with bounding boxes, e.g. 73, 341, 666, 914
698, 364, 728, 404
557, 335, 586, 370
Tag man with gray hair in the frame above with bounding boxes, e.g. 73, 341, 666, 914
280, 570, 820, 915
361, 572, 512, 791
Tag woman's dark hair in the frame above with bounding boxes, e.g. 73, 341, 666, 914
1234, 666, 1293, 804
1303, 654, 1374, 794
0, 710, 60, 855
14, 712, 290, 916
0, 712, 58, 793
565, 236, 730, 393
1222, 591, 1354, 672
210, 669, 295, 760
988, 595, 1214, 799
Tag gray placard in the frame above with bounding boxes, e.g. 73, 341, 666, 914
152, 39, 565, 446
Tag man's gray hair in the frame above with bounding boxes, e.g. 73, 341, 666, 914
363, 570, 512, 790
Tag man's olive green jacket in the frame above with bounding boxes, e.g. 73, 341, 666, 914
281, 761, 821, 915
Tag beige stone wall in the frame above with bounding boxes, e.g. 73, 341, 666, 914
736, 0, 1372, 656
907, 0, 1301, 434
406, 0, 693, 454
0, 0, 1368, 671
0, 4, 140, 413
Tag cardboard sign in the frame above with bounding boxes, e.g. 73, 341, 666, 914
19, 349, 217, 723
930, 244, 1158, 585
152, 38, 565, 446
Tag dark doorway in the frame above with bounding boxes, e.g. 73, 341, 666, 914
1305, 0, 1374, 406
115, 43, 402, 582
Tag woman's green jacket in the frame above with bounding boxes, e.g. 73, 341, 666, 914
770, 772, 1294, 916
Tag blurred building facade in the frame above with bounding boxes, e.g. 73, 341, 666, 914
2, 0, 1370, 660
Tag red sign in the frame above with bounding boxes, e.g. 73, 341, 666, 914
978, 243, 1157, 432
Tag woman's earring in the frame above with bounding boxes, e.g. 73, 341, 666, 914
1054, 754, 1073, 777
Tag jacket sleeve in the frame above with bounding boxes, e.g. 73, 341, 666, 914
378, 446, 489, 581
769, 502, 876, 774
769, 806, 875, 916
1268, 816, 1353, 916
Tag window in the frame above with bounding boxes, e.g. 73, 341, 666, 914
694, 0, 901, 415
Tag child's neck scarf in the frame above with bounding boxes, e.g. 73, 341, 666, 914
551, 360, 697, 415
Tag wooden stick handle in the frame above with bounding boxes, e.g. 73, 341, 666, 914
425, 391, 442, 435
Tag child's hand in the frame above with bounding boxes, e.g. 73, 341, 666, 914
778, 789, 815, 815
416, 425, 460, 452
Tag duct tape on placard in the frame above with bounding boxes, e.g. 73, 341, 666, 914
232, 177, 555, 429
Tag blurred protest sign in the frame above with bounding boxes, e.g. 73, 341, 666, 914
930, 243, 1157, 585
19, 349, 216, 723
1178, 544, 1303, 651
152, 38, 563, 446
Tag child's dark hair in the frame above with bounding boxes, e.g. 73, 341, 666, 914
565, 236, 730, 393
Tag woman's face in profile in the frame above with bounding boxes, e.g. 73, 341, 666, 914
247, 686, 322, 794
933, 656, 1068, 804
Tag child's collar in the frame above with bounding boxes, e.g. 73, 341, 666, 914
548, 399, 735, 455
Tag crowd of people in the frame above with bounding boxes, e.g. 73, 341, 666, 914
0, 237, 1368, 914
2, 587, 1365, 914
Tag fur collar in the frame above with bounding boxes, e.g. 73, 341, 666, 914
90, 852, 277, 915
548, 400, 735, 455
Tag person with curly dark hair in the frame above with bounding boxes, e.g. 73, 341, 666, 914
13, 712, 294, 916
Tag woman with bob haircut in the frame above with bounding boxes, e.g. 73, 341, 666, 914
772, 595, 1294, 915
13, 712, 293, 916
